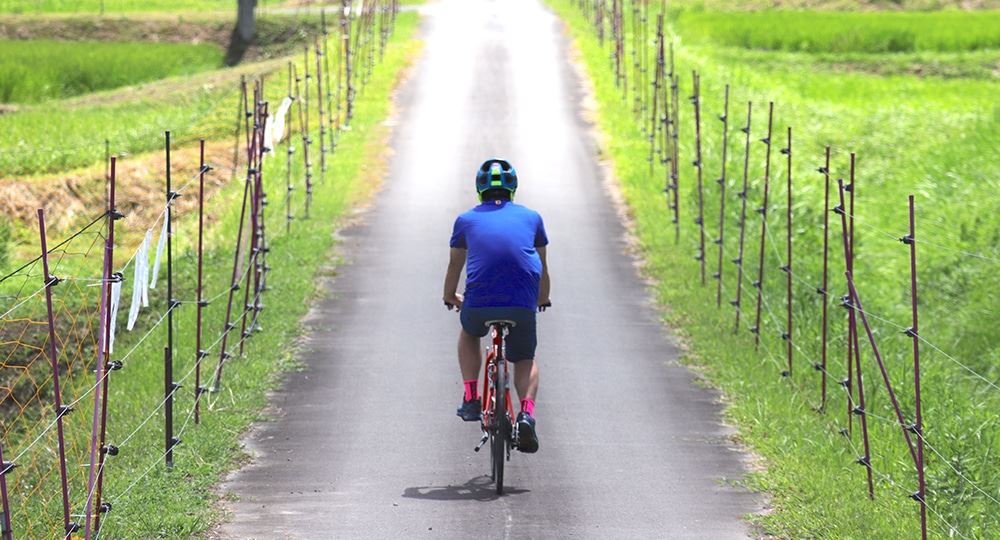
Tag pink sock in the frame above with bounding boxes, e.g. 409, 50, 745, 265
520, 398, 535, 416
463, 379, 478, 401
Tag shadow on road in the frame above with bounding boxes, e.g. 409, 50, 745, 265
402, 475, 530, 502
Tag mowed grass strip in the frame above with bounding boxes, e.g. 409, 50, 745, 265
549, 0, 999, 537
677, 10, 1000, 53
0, 39, 223, 104
2, 9, 422, 537
0, 0, 235, 14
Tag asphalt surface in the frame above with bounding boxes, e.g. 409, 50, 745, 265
219, 1, 761, 537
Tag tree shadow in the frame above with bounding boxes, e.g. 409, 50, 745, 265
225, 28, 252, 67
402, 475, 530, 502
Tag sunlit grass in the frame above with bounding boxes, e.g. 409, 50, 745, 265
0, 66, 260, 176
0, 40, 223, 104
0, 0, 235, 14
677, 10, 1000, 53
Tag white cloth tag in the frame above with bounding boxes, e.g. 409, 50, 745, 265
108, 280, 122, 354
127, 229, 151, 331
150, 214, 168, 289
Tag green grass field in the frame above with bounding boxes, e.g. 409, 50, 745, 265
676, 10, 1000, 52
0, 78, 243, 176
669, 0, 999, 10
549, 1, 999, 538
0, 56, 287, 177
0, 8, 421, 537
0, 39, 223, 104
0, 12, 339, 177
0, 0, 236, 14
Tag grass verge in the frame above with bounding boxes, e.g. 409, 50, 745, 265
2, 8, 422, 537
549, 0, 998, 538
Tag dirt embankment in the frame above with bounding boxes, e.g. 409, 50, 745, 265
0, 13, 315, 248
0, 13, 325, 63
0, 139, 247, 255
0, 15, 230, 45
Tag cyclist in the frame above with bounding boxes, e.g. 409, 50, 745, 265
442, 158, 550, 454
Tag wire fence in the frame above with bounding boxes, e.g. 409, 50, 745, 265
571, 1, 997, 538
0, 2, 400, 538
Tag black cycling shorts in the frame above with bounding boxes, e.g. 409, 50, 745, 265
460, 306, 537, 362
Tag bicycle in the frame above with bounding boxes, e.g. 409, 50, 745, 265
473, 320, 516, 495
444, 299, 550, 495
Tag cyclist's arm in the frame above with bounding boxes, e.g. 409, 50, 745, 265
443, 247, 466, 307
537, 246, 550, 308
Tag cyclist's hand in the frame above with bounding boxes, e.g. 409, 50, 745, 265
537, 299, 552, 312
443, 293, 463, 311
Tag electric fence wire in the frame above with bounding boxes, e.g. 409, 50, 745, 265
694, 142, 987, 540
764, 270, 1000, 520
733, 271, 1000, 527
760, 213, 824, 297
722, 279, 795, 376
0, 212, 108, 284
756, 207, 1000, 395
860, 407, 1000, 507
784, 269, 997, 512
92, 398, 199, 540
115, 283, 262, 449
753, 200, 994, 319
847, 304, 1000, 394
4, 13, 421, 533
839, 430, 971, 540
0, 286, 46, 320
8, 279, 262, 535
0, 163, 211, 327
6, 303, 177, 468
69, 456, 108, 539
840, 208, 1000, 264
113, 163, 216, 279
93, 290, 267, 539
730, 266, 972, 538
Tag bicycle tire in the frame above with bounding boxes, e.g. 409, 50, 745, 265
489, 408, 496, 481
493, 343, 506, 495
487, 358, 497, 482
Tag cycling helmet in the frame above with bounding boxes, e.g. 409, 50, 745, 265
475, 158, 518, 201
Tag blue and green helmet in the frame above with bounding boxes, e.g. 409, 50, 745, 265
475, 158, 518, 201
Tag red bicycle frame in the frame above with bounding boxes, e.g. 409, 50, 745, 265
481, 325, 514, 431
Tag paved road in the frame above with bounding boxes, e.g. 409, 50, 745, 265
220, 0, 761, 537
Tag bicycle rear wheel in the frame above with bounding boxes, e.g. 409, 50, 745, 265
492, 356, 506, 495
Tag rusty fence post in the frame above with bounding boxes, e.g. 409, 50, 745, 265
751, 102, 774, 349
732, 101, 752, 332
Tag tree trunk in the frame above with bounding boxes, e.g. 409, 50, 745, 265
237, 0, 258, 42
226, 0, 258, 66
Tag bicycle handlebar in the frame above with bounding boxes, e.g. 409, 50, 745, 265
444, 300, 552, 312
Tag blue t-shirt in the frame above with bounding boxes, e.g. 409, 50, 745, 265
450, 201, 549, 309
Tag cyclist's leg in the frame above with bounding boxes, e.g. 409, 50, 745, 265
457, 329, 481, 381
458, 308, 490, 379
456, 309, 490, 421
501, 307, 538, 404
513, 360, 539, 403
507, 308, 538, 415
